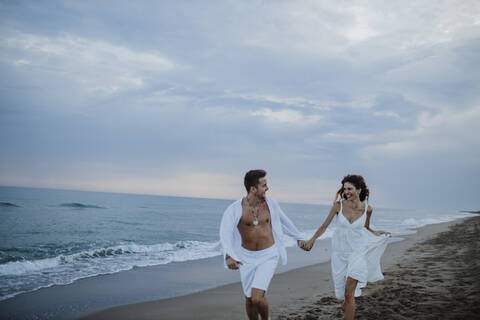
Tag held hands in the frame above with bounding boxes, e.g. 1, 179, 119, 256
298, 239, 314, 251
305, 238, 315, 251
297, 240, 307, 251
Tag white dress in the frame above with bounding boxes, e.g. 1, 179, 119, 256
331, 201, 389, 299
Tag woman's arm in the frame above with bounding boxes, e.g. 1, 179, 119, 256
305, 202, 340, 250
365, 206, 390, 236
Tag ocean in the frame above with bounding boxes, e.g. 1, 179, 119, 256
0, 186, 473, 303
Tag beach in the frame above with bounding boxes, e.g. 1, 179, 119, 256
274, 215, 480, 320
78, 216, 479, 320
7, 187, 475, 320
0, 187, 476, 320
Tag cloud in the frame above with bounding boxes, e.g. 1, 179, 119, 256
230, 0, 480, 57
372, 110, 401, 120
13, 59, 31, 65
1, 0, 479, 209
1, 31, 176, 99
320, 132, 376, 144
362, 105, 480, 160
224, 91, 330, 110
250, 108, 323, 125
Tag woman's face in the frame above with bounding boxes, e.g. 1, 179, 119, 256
343, 182, 361, 200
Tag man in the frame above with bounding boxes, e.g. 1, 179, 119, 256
219, 169, 308, 320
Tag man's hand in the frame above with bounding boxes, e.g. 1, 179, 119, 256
226, 256, 242, 270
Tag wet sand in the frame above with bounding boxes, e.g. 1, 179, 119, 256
81, 217, 479, 320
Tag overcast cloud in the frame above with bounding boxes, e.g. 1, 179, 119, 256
1, 0, 479, 209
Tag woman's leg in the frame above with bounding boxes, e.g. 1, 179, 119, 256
344, 277, 358, 320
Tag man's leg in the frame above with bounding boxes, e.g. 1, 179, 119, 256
248, 251, 278, 320
245, 296, 257, 320
246, 288, 268, 320
242, 248, 278, 320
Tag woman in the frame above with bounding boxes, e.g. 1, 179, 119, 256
305, 174, 390, 320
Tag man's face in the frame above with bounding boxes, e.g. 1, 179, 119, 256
253, 177, 269, 199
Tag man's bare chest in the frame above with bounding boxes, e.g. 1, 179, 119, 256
239, 207, 271, 227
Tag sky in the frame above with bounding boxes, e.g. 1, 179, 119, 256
0, 0, 479, 210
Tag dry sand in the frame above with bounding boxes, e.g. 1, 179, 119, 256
82, 216, 479, 320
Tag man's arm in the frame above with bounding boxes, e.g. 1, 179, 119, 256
273, 200, 310, 250
275, 200, 304, 241
219, 202, 242, 268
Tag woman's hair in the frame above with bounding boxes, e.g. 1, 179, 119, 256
334, 174, 370, 203
244, 169, 267, 193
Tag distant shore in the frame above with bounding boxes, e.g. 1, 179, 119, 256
80, 217, 477, 320
460, 210, 480, 214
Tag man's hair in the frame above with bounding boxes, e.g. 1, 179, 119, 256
338, 174, 370, 202
244, 169, 267, 193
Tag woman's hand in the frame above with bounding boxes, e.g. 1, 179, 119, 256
304, 238, 315, 251
374, 230, 391, 236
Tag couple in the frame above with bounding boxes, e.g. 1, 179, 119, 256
219, 169, 390, 320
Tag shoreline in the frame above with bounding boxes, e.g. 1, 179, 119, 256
0, 216, 474, 320
0, 238, 331, 320
80, 217, 473, 320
